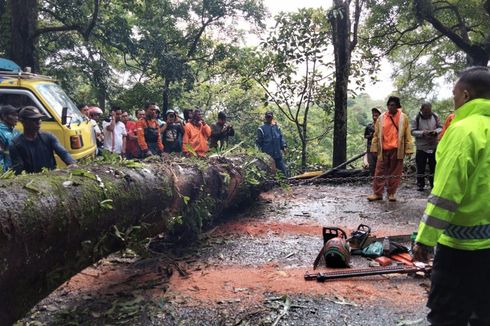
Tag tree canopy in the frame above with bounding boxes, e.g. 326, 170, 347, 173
1, 0, 482, 174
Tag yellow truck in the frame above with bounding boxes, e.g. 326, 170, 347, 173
0, 59, 96, 164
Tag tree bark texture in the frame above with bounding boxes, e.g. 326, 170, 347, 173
8, 0, 39, 72
329, 0, 352, 167
0, 155, 274, 325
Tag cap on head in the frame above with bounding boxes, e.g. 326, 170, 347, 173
19, 106, 45, 120
0, 105, 19, 117
166, 109, 175, 114
371, 107, 381, 115
218, 111, 227, 120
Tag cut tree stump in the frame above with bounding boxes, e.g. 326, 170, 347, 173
0, 155, 274, 325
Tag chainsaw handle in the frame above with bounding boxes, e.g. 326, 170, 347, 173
322, 227, 347, 243
357, 224, 371, 234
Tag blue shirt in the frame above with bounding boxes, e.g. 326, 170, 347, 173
256, 122, 287, 159
0, 121, 21, 171
9, 132, 76, 174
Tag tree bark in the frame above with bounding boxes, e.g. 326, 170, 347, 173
329, 0, 352, 167
162, 78, 170, 115
0, 155, 274, 325
8, 0, 39, 72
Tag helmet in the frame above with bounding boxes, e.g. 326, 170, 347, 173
323, 237, 351, 268
88, 106, 103, 117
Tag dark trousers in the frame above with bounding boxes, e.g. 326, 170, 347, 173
367, 152, 377, 177
416, 150, 436, 188
274, 157, 288, 177
427, 244, 490, 326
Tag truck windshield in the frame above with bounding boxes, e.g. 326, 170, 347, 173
36, 83, 85, 124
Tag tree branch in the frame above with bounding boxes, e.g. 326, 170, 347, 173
35, 0, 100, 40
350, 0, 362, 51
414, 0, 475, 55
82, 0, 100, 40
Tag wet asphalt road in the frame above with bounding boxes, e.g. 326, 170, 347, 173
22, 181, 432, 326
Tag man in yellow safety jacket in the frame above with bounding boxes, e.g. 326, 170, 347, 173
413, 66, 490, 325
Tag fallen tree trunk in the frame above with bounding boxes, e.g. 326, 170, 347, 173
0, 155, 274, 325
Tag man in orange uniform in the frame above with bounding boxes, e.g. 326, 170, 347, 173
182, 109, 211, 157
438, 112, 455, 141
136, 102, 164, 156
367, 96, 414, 202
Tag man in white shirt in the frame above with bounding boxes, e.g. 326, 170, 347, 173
102, 106, 127, 156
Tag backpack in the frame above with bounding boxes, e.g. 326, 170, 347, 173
143, 119, 159, 143
416, 112, 439, 130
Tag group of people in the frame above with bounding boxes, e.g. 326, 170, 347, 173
364, 96, 454, 202
80, 104, 290, 176
0, 105, 77, 174
0, 101, 291, 176
363, 67, 489, 325
76, 103, 236, 159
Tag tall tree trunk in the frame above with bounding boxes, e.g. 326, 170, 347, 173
329, 1, 352, 167
0, 156, 274, 325
301, 123, 307, 172
97, 87, 106, 111
8, 0, 39, 72
162, 78, 170, 115
301, 139, 307, 172
466, 52, 490, 66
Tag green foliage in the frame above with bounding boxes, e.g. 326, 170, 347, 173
251, 8, 334, 172
363, 0, 490, 98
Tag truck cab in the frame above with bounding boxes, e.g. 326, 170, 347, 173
0, 59, 96, 165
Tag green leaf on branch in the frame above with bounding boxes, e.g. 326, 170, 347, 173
100, 199, 114, 210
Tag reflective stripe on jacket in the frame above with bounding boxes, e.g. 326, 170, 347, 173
416, 98, 490, 250
370, 109, 414, 160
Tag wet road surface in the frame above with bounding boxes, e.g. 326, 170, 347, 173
21, 182, 432, 326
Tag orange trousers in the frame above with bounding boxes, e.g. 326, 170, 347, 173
372, 149, 404, 196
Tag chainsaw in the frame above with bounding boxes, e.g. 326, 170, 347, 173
347, 224, 371, 250
313, 227, 349, 269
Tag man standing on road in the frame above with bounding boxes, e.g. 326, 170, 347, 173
364, 107, 381, 176
411, 102, 442, 191
256, 111, 288, 177
413, 66, 490, 326
10, 106, 76, 174
367, 96, 413, 202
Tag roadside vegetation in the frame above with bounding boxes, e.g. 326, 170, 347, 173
1, 0, 488, 175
